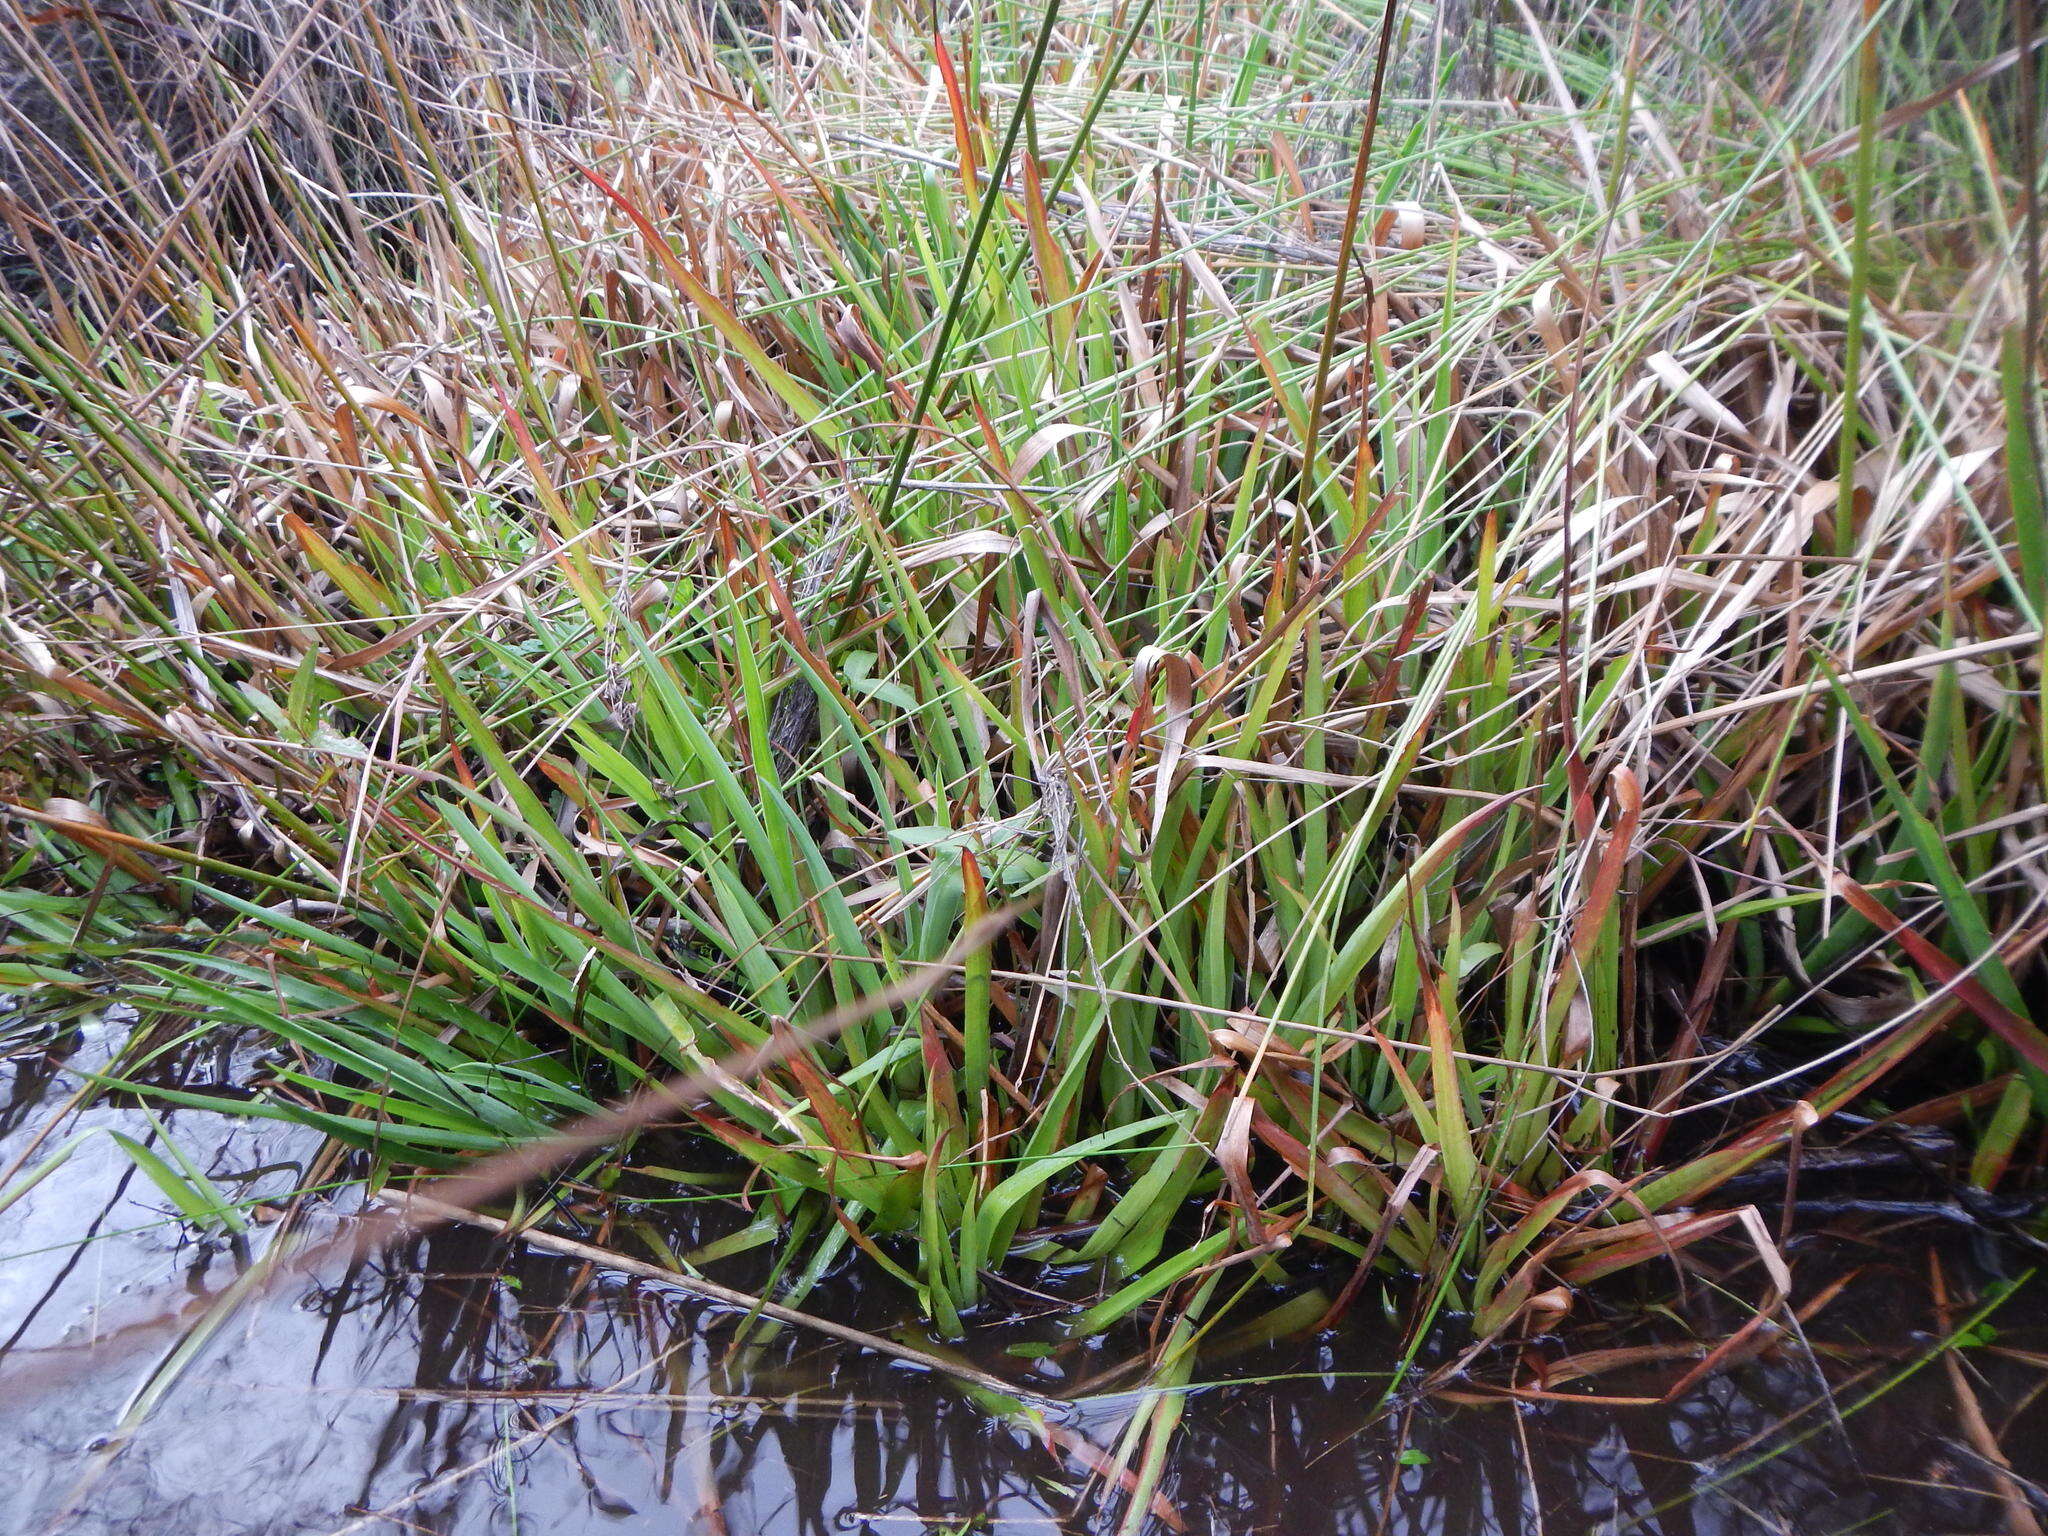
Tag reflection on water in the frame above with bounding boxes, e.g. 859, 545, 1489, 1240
3, 1015, 2042, 1535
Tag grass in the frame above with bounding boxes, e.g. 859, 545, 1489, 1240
1, 0, 2044, 1400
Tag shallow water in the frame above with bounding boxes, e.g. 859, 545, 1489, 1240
3, 1012, 2043, 1535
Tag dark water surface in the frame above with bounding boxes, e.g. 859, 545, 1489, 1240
4, 1013, 2044, 1535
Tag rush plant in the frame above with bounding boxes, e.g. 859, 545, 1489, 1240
2, 0, 2043, 1370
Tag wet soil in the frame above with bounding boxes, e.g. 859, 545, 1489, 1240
3, 1010, 2044, 1536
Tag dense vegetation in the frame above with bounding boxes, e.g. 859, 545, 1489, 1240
2, 0, 2043, 1453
